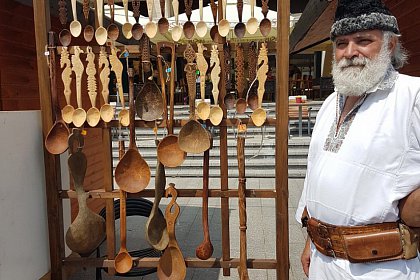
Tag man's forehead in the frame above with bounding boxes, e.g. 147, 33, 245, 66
335, 30, 383, 40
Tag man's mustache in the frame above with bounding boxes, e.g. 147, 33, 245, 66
337, 57, 369, 68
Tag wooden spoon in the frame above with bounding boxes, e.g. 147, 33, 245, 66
196, 0, 208, 38
251, 43, 269, 127
246, 42, 259, 110
82, 0, 94, 42
131, 0, 144, 40
99, 47, 114, 122
145, 147, 169, 250
259, 0, 271, 37
236, 134, 250, 280
109, 47, 129, 127
107, 0, 119, 41
45, 32, 70, 155
66, 129, 106, 256
114, 188, 133, 273
246, 0, 258, 35
178, 44, 211, 154
95, 0, 108, 45
235, 44, 247, 114
156, 42, 186, 167
70, 0, 82, 38
234, 0, 246, 39
171, 0, 183, 42
158, 0, 170, 34
115, 68, 151, 193
157, 184, 187, 280
121, 0, 133, 39
71, 46, 87, 128
209, 45, 223, 126
85, 46, 100, 127
223, 43, 235, 110
196, 43, 210, 120
218, 0, 230, 37
58, 0, 72, 47
60, 46, 74, 124
195, 148, 214, 260
209, 0, 224, 44
145, 0, 158, 39
183, 0, 195, 39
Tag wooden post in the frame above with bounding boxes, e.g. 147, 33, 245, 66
275, 0, 290, 279
33, 0, 65, 279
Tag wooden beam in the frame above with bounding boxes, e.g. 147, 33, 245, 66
276, 0, 290, 279
32, 1, 64, 279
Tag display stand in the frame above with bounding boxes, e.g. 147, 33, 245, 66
33, 0, 290, 279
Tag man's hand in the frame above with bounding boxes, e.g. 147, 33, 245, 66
399, 188, 420, 227
301, 237, 311, 277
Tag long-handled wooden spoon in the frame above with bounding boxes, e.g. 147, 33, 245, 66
145, 0, 158, 38
70, 0, 82, 37
259, 0, 271, 37
107, 0, 119, 41
157, 184, 186, 280
183, 0, 195, 39
234, 0, 246, 38
195, 148, 214, 260
58, 0, 72, 48
171, 0, 183, 42
246, 0, 258, 35
196, 43, 210, 120
71, 46, 87, 128
158, 0, 170, 34
131, 0, 144, 40
235, 44, 247, 114
99, 47, 114, 122
247, 42, 258, 110
218, 0, 230, 37
251, 43, 269, 127
209, 0, 223, 43
196, 0, 208, 38
95, 0, 108, 45
86, 46, 100, 127
82, 0, 94, 42
45, 32, 70, 155
209, 45, 223, 126
223, 43, 235, 110
122, 0, 133, 39
157, 42, 186, 167
114, 188, 133, 273
115, 68, 151, 193
109, 47, 129, 127
60, 46, 74, 124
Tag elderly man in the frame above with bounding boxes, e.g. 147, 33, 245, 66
296, 0, 420, 279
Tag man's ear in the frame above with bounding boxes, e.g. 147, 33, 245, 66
388, 36, 398, 53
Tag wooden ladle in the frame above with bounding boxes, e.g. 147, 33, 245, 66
196, 0, 208, 38
65, 129, 106, 256
145, 145, 169, 250
95, 0, 108, 45
131, 0, 144, 40
195, 148, 214, 260
122, 0, 133, 39
157, 184, 187, 280
70, 0, 82, 37
156, 42, 186, 167
60, 46, 74, 124
158, 0, 170, 34
99, 47, 114, 123
71, 46, 87, 128
196, 43, 211, 120
45, 32, 70, 155
183, 0, 195, 39
251, 43, 269, 127
86, 46, 100, 127
109, 47, 129, 127
115, 68, 151, 193
171, 0, 183, 42
178, 44, 211, 154
259, 0, 271, 37
82, 0, 94, 42
234, 0, 246, 39
209, 45, 223, 126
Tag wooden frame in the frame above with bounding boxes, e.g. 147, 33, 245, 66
33, 0, 289, 279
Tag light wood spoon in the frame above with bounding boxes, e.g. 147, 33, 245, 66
196, 43, 210, 120
70, 0, 82, 37
99, 47, 114, 122
251, 43, 269, 127
95, 0, 108, 45
145, 0, 158, 38
209, 45, 223, 126
85, 46, 100, 127
60, 46, 74, 124
122, 0, 133, 39
71, 46, 87, 127
110, 47, 129, 127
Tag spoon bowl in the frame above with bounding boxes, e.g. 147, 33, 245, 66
86, 107, 100, 127
259, 18, 271, 37
145, 22, 158, 38
172, 26, 183, 42
251, 107, 266, 127
236, 97, 247, 114
107, 24, 119, 41
183, 21, 195, 39
95, 26, 108, 45
100, 104, 114, 123
70, 21, 82, 38
59, 29, 72, 47
246, 18, 258, 34
122, 23, 133, 39
196, 21, 208, 37
62, 105, 75, 124
131, 23, 144, 40
158, 18, 169, 34
234, 22, 246, 38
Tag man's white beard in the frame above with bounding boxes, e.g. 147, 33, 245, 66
332, 43, 392, 96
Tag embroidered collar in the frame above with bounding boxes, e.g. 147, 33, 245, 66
367, 65, 398, 93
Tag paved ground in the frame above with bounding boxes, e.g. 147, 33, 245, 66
69, 177, 307, 280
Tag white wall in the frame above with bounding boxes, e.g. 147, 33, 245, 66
0, 111, 55, 279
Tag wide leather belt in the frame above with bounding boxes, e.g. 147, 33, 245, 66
306, 217, 419, 263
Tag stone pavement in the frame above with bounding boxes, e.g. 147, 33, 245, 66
70, 178, 307, 280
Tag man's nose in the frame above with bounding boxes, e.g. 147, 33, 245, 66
343, 42, 360, 59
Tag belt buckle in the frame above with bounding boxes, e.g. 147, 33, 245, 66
317, 223, 336, 258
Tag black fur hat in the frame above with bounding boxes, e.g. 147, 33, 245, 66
330, 0, 400, 40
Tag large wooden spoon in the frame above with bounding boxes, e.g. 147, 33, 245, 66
209, 0, 223, 43
114, 188, 133, 273
109, 47, 129, 127
158, 0, 170, 34
121, 0, 133, 39
171, 0, 183, 42
196, 43, 210, 120
70, 0, 82, 37
157, 184, 186, 280
183, 0, 195, 39
71, 46, 87, 128
99, 47, 114, 122
251, 43, 269, 127
157, 42, 186, 167
60, 46, 74, 124
95, 0, 108, 45
58, 0, 72, 48
246, 42, 258, 110
196, 0, 208, 38
195, 148, 214, 260
145, 146, 169, 250
115, 68, 151, 193
45, 32, 70, 155
65, 129, 106, 256
259, 0, 271, 37
86, 46, 100, 127
235, 44, 247, 114
178, 44, 211, 154
145, 0, 158, 38
246, 0, 258, 35
234, 0, 246, 39
107, 0, 119, 41
82, 0, 94, 42
131, 0, 144, 40
218, 0, 230, 37
209, 45, 223, 126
